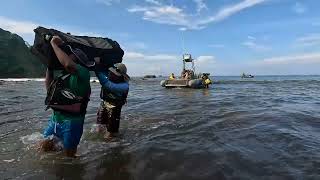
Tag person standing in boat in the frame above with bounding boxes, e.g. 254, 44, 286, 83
169, 73, 175, 80
39, 36, 93, 157
95, 63, 130, 140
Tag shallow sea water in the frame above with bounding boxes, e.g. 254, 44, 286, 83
0, 76, 320, 180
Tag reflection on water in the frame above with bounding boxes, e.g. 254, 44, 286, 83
1, 76, 320, 179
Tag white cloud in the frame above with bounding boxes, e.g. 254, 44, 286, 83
124, 51, 146, 60
250, 52, 320, 75
123, 51, 181, 76
127, 6, 148, 12
292, 2, 307, 14
148, 54, 179, 61
124, 42, 148, 50
199, 0, 267, 25
179, 27, 188, 31
124, 51, 179, 61
209, 52, 320, 75
0, 16, 116, 44
145, 0, 161, 6
295, 33, 320, 47
247, 35, 256, 40
123, 51, 217, 75
74, 31, 104, 37
128, 0, 268, 30
0, 16, 38, 35
125, 51, 320, 76
195, 55, 216, 73
125, 53, 216, 64
96, 0, 120, 6
128, 5, 190, 27
193, 0, 208, 13
197, 55, 216, 63
242, 36, 271, 51
243, 41, 271, 51
260, 53, 320, 65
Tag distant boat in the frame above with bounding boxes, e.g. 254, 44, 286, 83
241, 73, 254, 79
144, 75, 157, 78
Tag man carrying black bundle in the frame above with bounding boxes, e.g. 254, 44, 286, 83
95, 63, 130, 140
39, 36, 94, 157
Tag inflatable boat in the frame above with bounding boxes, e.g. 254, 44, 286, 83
160, 54, 212, 89
160, 78, 205, 88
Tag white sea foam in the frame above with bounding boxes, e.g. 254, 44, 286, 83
20, 132, 64, 151
0, 78, 45, 82
3, 159, 15, 163
0, 78, 99, 82
20, 132, 44, 145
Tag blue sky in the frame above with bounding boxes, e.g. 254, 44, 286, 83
1, 0, 320, 76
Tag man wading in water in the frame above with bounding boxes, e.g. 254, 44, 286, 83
95, 62, 129, 140
39, 36, 94, 157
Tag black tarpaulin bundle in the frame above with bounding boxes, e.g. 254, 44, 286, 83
31, 26, 124, 70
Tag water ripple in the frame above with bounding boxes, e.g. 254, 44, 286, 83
1, 76, 320, 179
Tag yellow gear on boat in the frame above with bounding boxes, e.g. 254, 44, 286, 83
169, 74, 175, 80
205, 78, 212, 85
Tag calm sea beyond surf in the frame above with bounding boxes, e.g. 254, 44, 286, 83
1, 76, 320, 180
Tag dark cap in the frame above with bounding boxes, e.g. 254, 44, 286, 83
67, 45, 95, 68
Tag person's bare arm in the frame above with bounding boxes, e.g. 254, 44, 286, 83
50, 36, 77, 73
45, 68, 54, 90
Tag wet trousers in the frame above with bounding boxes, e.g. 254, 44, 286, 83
97, 101, 122, 133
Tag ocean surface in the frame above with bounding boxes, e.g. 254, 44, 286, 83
1, 76, 320, 180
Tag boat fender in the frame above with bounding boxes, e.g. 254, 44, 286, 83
160, 80, 166, 87
188, 79, 202, 88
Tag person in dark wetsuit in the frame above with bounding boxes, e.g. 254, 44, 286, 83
95, 63, 130, 140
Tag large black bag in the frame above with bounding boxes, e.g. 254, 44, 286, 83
31, 26, 124, 70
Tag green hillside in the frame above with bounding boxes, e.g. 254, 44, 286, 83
0, 28, 45, 78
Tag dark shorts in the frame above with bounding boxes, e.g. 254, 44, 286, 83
43, 116, 84, 150
97, 101, 122, 133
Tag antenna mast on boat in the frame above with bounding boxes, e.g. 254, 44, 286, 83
181, 29, 187, 72
181, 30, 186, 54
